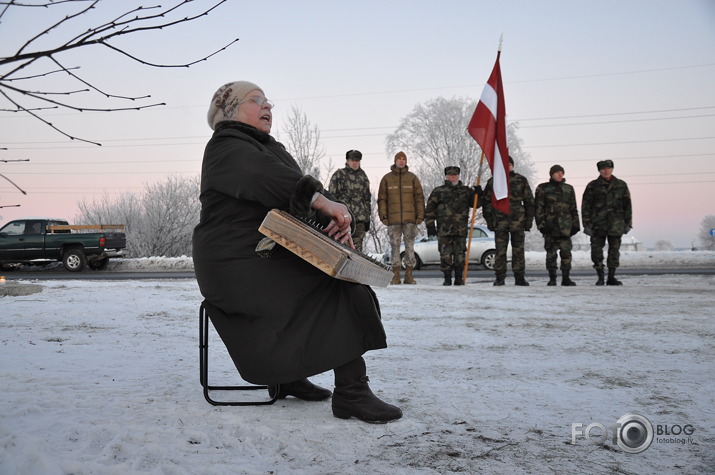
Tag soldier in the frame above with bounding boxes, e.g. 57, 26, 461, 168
481, 156, 535, 286
328, 149, 372, 251
425, 166, 476, 286
535, 165, 580, 286
378, 151, 425, 285
582, 159, 632, 286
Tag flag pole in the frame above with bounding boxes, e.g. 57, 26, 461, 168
463, 152, 485, 282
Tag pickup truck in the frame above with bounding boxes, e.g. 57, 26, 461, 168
0, 218, 126, 272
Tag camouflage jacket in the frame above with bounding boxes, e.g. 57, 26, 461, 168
481, 172, 535, 232
377, 165, 425, 225
582, 175, 632, 236
425, 181, 476, 237
328, 166, 371, 223
535, 178, 580, 237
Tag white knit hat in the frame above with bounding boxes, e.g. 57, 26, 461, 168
207, 81, 264, 130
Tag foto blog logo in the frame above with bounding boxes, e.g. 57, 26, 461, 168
571, 413, 654, 454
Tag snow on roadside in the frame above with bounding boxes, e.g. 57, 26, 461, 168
1, 270, 714, 473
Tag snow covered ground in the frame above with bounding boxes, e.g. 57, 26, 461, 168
1, 251, 714, 474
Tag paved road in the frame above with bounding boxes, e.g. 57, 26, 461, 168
3, 266, 714, 281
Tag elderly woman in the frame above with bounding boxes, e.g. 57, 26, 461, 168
192, 81, 401, 423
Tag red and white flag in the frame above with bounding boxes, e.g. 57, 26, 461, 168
468, 50, 510, 214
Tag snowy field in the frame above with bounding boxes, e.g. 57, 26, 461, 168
1, 251, 714, 474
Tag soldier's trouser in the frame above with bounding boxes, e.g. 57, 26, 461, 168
590, 234, 622, 269
495, 229, 525, 278
438, 235, 467, 272
388, 223, 419, 268
352, 222, 367, 252
544, 235, 573, 271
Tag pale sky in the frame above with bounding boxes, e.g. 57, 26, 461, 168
1, 0, 714, 249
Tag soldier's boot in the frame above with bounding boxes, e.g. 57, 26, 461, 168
390, 266, 401, 285
595, 268, 605, 286
453, 267, 465, 286
514, 273, 530, 286
403, 266, 417, 284
493, 276, 505, 286
561, 270, 577, 286
606, 268, 623, 286
547, 270, 558, 286
442, 271, 452, 286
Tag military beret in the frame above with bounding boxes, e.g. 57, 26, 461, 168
549, 164, 565, 176
444, 166, 460, 175
597, 159, 614, 170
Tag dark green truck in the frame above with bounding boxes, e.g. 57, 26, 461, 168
0, 218, 126, 272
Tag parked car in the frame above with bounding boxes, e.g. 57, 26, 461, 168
382, 225, 511, 270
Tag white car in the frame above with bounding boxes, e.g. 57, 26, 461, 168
383, 225, 511, 270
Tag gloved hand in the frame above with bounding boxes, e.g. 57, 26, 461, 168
583, 226, 592, 236
570, 226, 580, 236
473, 185, 483, 196
426, 223, 437, 238
624, 224, 632, 234
364, 221, 370, 232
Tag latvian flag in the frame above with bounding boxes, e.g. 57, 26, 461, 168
467, 50, 510, 214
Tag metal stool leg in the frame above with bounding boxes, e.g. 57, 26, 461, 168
199, 303, 279, 406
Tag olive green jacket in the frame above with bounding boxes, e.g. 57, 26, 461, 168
377, 165, 425, 225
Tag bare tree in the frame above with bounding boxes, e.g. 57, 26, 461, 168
0, 0, 237, 146
698, 215, 715, 250
279, 106, 324, 181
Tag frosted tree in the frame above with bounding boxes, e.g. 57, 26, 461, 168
385, 96, 535, 193
75, 175, 200, 257
654, 240, 674, 251
279, 106, 324, 181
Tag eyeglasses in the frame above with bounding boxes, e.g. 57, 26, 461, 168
238, 95, 274, 109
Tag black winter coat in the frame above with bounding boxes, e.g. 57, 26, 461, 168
192, 121, 387, 385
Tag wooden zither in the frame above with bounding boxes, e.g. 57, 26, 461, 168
259, 209, 392, 287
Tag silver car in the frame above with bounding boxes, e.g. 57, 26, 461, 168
382, 225, 511, 270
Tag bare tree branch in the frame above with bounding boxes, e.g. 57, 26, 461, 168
0, 0, 238, 145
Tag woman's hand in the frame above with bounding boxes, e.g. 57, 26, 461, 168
312, 194, 354, 248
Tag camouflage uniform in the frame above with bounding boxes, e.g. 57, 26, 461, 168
535, 178, 580, 272
482, 172, 535, 281
425, 180, 475, 273
329, 165, 371, 251
582, 174, 632, 270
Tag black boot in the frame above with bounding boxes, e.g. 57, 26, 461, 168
561, 270, 576, 286
595, 268, 605, 286
493, 276, 505, 286
453, 267, 465, 286
547, 270, 557, 286
514, 273, 530, 286
332, 357, 402, 423
268, 378, 332, 401
607, 267, 623, 286
442, 271, 452, 286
